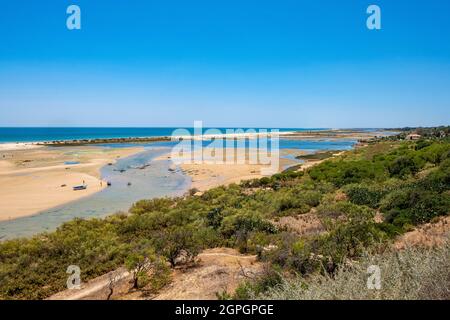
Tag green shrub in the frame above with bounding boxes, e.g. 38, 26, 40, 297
0, 218, 128, 299
233, 266, 283, 300
344, 183, 385, 208
151, 225, 202, 267
415, 139, 433, 150
130, 198, 176, 215
343, 179, 405, 208
387, 155, 422, 178
416, 159, 450, 192
418, 143, 450, 165
309, 160, 386, 187
314, 220, 388, 272
125, 242, 157, 289
381, 188, 450, 227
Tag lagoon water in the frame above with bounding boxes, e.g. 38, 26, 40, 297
0, 138, 356, 240
0, 147, 190, 240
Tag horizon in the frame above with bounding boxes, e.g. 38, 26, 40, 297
0, 126, 398, 144
1, 1, 450, 128
1, 125, 446, 130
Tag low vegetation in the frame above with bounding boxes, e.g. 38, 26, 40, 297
255, 238, 450, 300
295, 150, 338, 161
0, 127, 449, 299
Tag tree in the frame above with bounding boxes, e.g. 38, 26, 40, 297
106, 271, 121, 300
154, 226, 201, 267
125, 244, 157, 289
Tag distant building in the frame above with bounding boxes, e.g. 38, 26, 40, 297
405, 133, 421, 140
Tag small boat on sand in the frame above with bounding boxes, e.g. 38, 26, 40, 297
73, 185, 87, 191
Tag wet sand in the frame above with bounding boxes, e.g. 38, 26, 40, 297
159, 148, 306, 191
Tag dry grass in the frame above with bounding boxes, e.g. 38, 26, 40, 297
256, 238, 450, 300
272, 212, 325, 237
394, 216, 450, 250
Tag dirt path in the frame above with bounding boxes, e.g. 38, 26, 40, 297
48, 248, 262, 300
48, 268, 132, 300
151, 248, 262, 300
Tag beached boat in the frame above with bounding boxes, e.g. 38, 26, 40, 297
73, 185, 87, 191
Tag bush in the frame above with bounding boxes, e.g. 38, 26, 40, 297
343, 179, 405, 208
125, 242, 158, 289
233, 265, 283, 300
152, 226, 202, 267
309, 160, 386, 187
387, 155, 422, 178
416, 159, 450, 192
344, 183, 386, 208
380, 188, 450, 227
130, 198, 176, 215
415, 139, 433, 150
0, 218, 128, 299
418, 143, 450, 165
220, 212, 276, 238
317, 201, 375, 223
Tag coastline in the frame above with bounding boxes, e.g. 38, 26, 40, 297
35, 130, 297, 147
0, 128, 387, 226
0, 128, 392, 148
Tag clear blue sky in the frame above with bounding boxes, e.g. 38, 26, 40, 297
0, 0, 449, 128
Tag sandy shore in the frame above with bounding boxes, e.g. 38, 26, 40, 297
158, 148, 306, 191
0, 142, 41, 151
0, 145, 143, 221
173, 130, 295, 140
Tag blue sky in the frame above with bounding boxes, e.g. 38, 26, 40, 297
0, 0, 449, 128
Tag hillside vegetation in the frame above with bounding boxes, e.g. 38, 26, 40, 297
0, 129, 449, 299
256, 239, 449, 300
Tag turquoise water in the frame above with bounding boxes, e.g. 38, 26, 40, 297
0, 138, 356, 240
0, 127, 323, 143
97, 137, 357, 152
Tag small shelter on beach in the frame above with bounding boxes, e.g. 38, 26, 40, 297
405, 133, 421, 140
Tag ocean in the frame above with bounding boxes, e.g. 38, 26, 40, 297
0, 127, 325, 143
